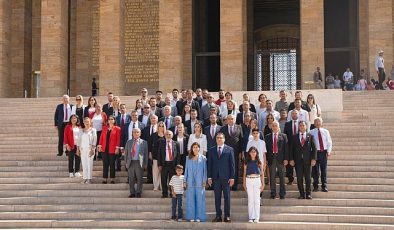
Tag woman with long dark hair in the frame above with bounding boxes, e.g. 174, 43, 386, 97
63, 114, 81, 178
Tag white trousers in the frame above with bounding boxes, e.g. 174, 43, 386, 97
246, 177, 261, 220
152, 159, 162, 190
81, 148, 94, 180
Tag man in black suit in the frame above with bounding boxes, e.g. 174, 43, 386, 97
141, 115, 159, 184
102, 92, 114, 117
204, 114, 222, 150
158, 130, 180, 198
175, 89, 187, 116
170, 116, 185, 135
159, 105, 175, 129
54, 95, 73, 156
265, 121, 289, 199
289, 121, 316, 200
138, 104, 151, 127
184, 109, 200, 135
116, 104, 131, 171
236, 101, 257, 125
220, 114, 243, 191
155, 90, 166, 108
149, 97, 162, 120
203, 107, 222, 128
287, 91, 311, 112
283, 109, 299, 185
207, 132, 235, 223
183, 89, 201, 118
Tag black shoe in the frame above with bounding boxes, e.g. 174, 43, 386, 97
287, 181, 293, 185
102, 180, 107, 184
270, 195, 276, 199
212, 216, 222, 222
231, 187, 238, 191
110, 181, 115, 184
128, 194, 136, 198
306, 195, 312, 199
161, 195, 168, 198
57, 153, 63, 156
146, 180, 153, 184
322, 188, 328, 192
136, 193, 141, 198
280, 196, 285, 199
115, 168, 121, 172
298, 195, 305, 199
313, 187, 318, 192
224, 217, 231, 223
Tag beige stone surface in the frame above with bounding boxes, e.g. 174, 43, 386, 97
300, 0, 324, 89
0, 0, 11, 98
220, 0, 247, 91
31, 0, 41, 78
182, 0, 192, 89
159, 0, 183, 93
40, 0, 69, 97
99, 0, 123, 96
368, 0, 393, 80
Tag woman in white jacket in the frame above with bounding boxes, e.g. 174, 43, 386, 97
78, 117, 97, 184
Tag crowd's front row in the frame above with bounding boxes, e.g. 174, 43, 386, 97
63, 112, 332, 223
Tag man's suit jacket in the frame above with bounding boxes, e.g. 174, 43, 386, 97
284, 120, 297, 145
201, 103, 220, 121
116, 114, 131, 128
235, 111, 257, 125
194, 97, 203, 109
102, 103, 113, 117
185, 119, 202, 135
173, 134, 189, 156
220, 125, 244, 154
151, 107, 163, 119
175, 99, 185, 116
124, 138, 148, 169
203, 117, 222, 128
265, 132, 289, 165
290, 133, 316, 165
182, 100, 201, 118
121, 121, 146, 148
288, 100, 311, 112
239, 104, 257, 113
54, 104, 74, 126
156, 101, 166, 108
207, 145, 235, 180
138, 114, 152, 127
204, 125, 222, 150
157, 140, 180, 167
159, 116, 175, 129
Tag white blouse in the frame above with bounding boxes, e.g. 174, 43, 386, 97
92, 113, 103, 131
187, 133, 207, 156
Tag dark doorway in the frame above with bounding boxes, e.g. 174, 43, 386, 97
192, 0, 220, 91
250, 0, 300, 91
324, 0, 359, 80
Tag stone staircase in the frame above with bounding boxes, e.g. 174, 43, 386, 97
0, 91, 394, 229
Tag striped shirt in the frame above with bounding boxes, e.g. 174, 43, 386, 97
169, 175, 185, 195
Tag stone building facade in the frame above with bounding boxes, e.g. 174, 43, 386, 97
0, 0, 393, 97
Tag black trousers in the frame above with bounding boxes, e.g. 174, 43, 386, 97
286, 164, 294, 182
269, 156, 286, 197
232, 152, 240, 190
147, 159, 153, 183
95, 131, 102, 160
57, 122, 67, 155
312, 151, 328, 189
161, 162, 175, 196
295, 160, 311, 196
102, 152, 116, 179
213, 179, 231, 218
378, 68, 386, 90
115, 153, 122, 171
67, 147, 81, 173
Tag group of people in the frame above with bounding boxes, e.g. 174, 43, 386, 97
315, 50, 394, 90
54, 87, 333, 223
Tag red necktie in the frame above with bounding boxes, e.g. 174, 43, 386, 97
273, 133, 278, 154
167, 141, 173, 161
131, 139, 137, 158
318, 129, 324, 151
293, 121, 297, 135
301, 133, 305, 146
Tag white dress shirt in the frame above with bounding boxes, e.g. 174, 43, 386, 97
128, 121, 140, 140
343, 71, 353, 82
375, 56, 385, 71
309, 128, 332, 152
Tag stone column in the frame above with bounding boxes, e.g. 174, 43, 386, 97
359, 0, 368, 73
182, 0, 192, 89
220, 0, 247, 91
0, 0, 11, 97
367, 0, 393, 80
300, 0, 324, 89
159, 0, 183, 93
40, 0, 69, 96
99, 0, 123, 96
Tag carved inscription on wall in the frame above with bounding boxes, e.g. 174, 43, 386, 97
91, 0, 100, 75
124, 0, 159, 93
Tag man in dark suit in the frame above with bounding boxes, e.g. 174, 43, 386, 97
175, 89, 187, 116
287, 91, 311, 112
183, 89, 201, 119
203, 107, 222, 128
155, 90, 166, 108
158, 130, 180, 198
207, 132, 235, 223
204, 114, 222, 150
290, 121, 316, 200
149, 97, 162, 120
159, 105, 175, 129
184, 109, 201, 135
201, 93, 220, 122
236, 101, 257, 125
54, 95, 73, 156
102, 92, 114, 117
169, 116, 184, 136
138, 104, 152, 127
141, 115, 159, 184
115, 104, 131, 171
283, 109, 299, 185
265, 121, 289, 199
220, 114, 243, 191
